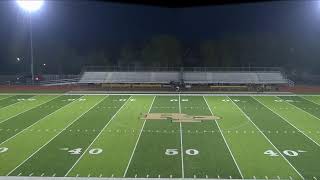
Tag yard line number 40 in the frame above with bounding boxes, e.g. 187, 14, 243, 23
264, 149, 306, 157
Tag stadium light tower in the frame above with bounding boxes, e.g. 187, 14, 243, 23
16, 0, 44, 84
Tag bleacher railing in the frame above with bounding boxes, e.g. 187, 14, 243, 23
82, 66, 283, 73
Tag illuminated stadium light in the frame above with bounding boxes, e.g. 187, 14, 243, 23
16, 0, 44, 84
16, 0, 44, 12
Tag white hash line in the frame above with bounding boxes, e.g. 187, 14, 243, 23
228, 96, 304, 180
65, 95, 132, 176
0, 95, 65, 146
253, 96, 320, 148
203, 96, 243, 179
0, 95, 51, 124
287, 96, 320, 122
6, 95, 108, 176
179, 94, 185, 178
123, 96, 156, 177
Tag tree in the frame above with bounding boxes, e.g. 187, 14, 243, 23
141, 35, 182, 67
118, 44, 140, 66
199, 40, 218, 66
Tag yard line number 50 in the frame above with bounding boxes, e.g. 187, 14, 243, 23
165, 149, 199, 156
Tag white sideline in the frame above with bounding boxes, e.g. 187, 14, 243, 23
65, 96, 132, 176
0, 95, 65, 146
203, 96, 244, 179
6, 96, 108, 176
227, 96, 304, 180
0, 92, 306, 97
0, 177, 247, 180
253, 96, 320, 148
123, 96, 156, 177
178, 94, 185, 178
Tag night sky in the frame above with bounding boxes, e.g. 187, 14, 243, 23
0, 0, 320, 74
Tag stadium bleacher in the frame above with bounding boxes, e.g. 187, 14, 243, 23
79, 72, 180, 84
79, 71, 288, 85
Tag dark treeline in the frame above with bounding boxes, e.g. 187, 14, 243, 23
2, 32, 320, 75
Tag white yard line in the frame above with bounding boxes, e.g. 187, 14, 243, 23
253, 96, 320, 148
299, 96, 320, 106
0, 95, 12, 100
6, 95, 108, 176
0, 95, 36, 112
0, 95, 46, 124
286, 96, 320, 122
123, 96, 156, 177
228, 96, 304, 180
65, 96, 132, 177
0, 95, 66, 146
203, 96, 244, 179
178, 94, 185, 178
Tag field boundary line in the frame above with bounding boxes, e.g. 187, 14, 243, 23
123, 96, 156, 177
253, 96, 320, 148
228, 96, 304, 180
0, 95, 44, 124
178, 94, 185, 178
65, 95, 132, 177
6, 95, 108, 176
0, 95, 67, 146
285, 96, 320, 122
0, 93, 301, 96
203, 96, 244, 179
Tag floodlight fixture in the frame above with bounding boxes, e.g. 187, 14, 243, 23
16, 0, 44, 13
16, 0, 44, 84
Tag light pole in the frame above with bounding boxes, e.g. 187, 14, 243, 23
16, 0, 44, 84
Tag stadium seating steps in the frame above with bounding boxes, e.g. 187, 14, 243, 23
79, 71, 288, 85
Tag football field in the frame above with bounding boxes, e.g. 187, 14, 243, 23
1, 94, 320, 179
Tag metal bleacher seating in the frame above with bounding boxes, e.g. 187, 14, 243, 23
79, 70, 288, 85
79, 71, 180, 84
